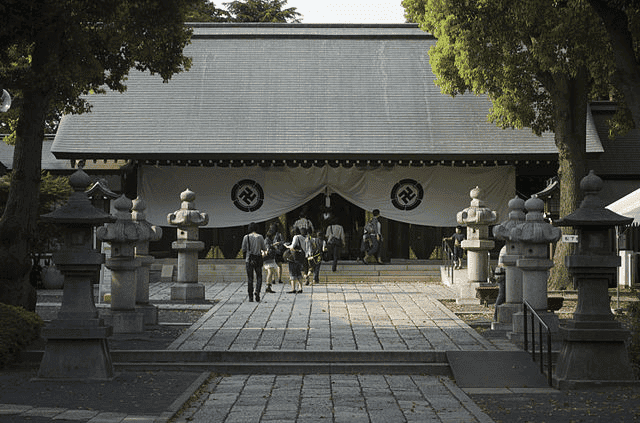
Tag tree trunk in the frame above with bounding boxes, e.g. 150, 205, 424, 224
589, 0, 640, 128
0, 39, 51, 310
547, 69, 589, 290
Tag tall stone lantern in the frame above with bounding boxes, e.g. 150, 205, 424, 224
492, 196, 526, 330
97, 195, 148, 333
456, 186, 498, 304
554, 171, 636, 389
37, 168, 115, 380
509, 195, 561, 340
168, 188, 209, 302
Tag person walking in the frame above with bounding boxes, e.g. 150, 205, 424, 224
306, 230, 325, 284
445, 226, 466, 269
360, 209, 382, 264
269, 222, 286, 284
293, 211, 314, 235
241, 222, 266, 302
263, 229, 279, 294
286, 227, 308, 293
325, 219, 345, 272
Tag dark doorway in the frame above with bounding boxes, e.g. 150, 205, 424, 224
149, 194, 452, 261
288, 193, 366, 260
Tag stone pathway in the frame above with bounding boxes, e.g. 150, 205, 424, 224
3, 280, 535, 422
157, 281, 516, 352
176, 373, 494, 423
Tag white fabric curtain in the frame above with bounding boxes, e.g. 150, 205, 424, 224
139, 164, 515, 228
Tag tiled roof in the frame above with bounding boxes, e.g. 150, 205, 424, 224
0, 137, 125, 172
52, 24, 603, 160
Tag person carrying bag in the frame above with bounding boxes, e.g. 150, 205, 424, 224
241, 222, 266, 302
325, 219, 345, 272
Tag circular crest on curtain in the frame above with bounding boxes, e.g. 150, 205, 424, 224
231, 179, 264, 212
391, 179, 424, 211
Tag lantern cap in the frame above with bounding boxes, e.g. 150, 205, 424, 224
41, 168, 115, 225
493, 196, 525, 240
555, 170, 633, 228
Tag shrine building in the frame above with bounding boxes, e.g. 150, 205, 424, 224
50, 23, 625, 260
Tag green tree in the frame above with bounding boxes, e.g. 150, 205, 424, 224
0, 0, 198, 310
224, 0, 301, 23
187, 0, 230, 21
0, 172, 72, 257
403, 0, 618, 289
588, 1, 640, 128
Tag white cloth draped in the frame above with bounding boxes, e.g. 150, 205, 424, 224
139, 165, 515, 228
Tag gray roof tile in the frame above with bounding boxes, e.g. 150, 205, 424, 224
52, 24, 603, 160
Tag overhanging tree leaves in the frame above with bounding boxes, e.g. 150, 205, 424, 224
187, 0, 230, 21
0, 0, 198, 310
224, 0, 301, 23
588, 1, 640, 128
403, 0, 618, 289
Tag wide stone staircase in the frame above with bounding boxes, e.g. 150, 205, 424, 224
152, 258, 442, 284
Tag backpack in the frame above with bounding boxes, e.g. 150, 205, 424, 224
364, 217, 379, 235
307, 236, 323, 267
309, 237, 321, 255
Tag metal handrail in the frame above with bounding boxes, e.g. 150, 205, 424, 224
523, 300, 553, 386
442, 239, 454, 283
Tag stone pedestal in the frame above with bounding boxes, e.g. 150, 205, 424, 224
132, 197, 162, 325
461, 239, 495, 285
554, 171, 637, 389
136, 255, 158, 325
38, 267, 114, 380
492, 303, 521, 331
554, 265, 635, 388
98, 195, 149, 334
508, 196, 561, 341
456, 186, 498, 304
108, 255, 144, 333
492, 260, 523, 330
167, 189, 209, 302
492, 196, 526, 330
171, 239, 206, 300
37, 168, 115, 380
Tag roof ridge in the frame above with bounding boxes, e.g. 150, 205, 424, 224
187, 22, 418, 28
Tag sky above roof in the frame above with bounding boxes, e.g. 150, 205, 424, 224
283, 0, 406, 23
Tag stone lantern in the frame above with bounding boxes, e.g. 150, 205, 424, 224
86, 180, 119, 302
554, 170, 636, 389
492, 196, 526, 330
508, 195, 561, 342
456, 186, 498, 304
167, 188, 209, 302
97, 195, 148, 333
132, 197, 162, 325
37, 168, 115, 380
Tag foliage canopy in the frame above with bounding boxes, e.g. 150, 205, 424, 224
0, 0, 199, 310
402, 0, 616, 136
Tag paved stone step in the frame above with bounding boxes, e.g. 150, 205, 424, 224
113, 350, 451, 375
152, 259, 443, 283
21, 350, 452, 375
114, 361, 452, 375
111, 350, 449, 363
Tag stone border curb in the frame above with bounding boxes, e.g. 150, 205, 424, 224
441, 376, 495, 423
155, 371, 211, 423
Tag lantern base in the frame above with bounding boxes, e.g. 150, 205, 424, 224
171, 283, 205, 302
137, 303, 158, 325
37, 338, 113, 381
553, 321, 637, 389
491, 302, 521, 330
111, 310, 145, 333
